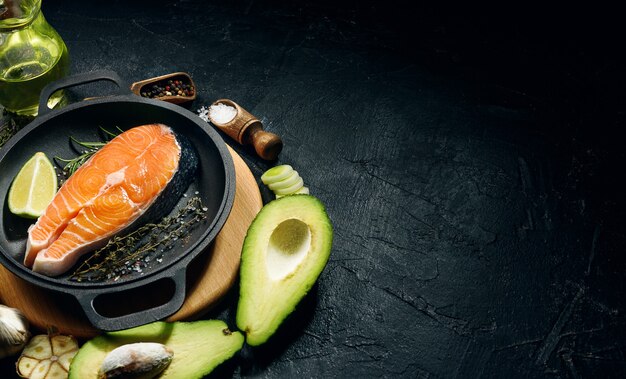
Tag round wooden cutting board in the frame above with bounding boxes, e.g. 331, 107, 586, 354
0, 147, 262, 338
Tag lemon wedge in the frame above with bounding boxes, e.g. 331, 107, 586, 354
8, 152, 58, 218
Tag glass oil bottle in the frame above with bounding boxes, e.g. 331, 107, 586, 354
1, 0, 69, 116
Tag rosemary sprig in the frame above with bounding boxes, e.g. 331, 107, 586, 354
70, 196, 208, 282
54, 139, 104, 176
54, 126, 122, 176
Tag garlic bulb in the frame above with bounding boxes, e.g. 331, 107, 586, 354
0, 304, 31, 358
16, 332, 79, 379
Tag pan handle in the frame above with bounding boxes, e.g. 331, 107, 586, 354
74, 267, 187, 331
38, 70, 130, 116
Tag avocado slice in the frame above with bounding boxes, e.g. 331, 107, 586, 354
68, 320, 244, 379
236, 194, 333, 346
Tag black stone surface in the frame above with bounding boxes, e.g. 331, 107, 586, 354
1, 1, 625, 377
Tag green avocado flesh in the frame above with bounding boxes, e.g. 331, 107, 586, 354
236, 194, 333, 346
68, 320, 244, 379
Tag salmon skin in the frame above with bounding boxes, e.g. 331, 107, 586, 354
24, 124, 198, 277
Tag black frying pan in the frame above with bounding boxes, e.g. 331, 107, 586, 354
0, 71, 235, 331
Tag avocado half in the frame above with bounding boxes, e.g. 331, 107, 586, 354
236, 194, 333, 346
68, 320, 243, 379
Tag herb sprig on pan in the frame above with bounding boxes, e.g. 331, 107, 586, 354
54, 126, 122, 176
70, 196, 208, 282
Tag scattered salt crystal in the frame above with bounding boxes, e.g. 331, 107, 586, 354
197, 106, 210, 122
208, 103, 237, 124
202, 207, 208, 212
194, 191, 199, 195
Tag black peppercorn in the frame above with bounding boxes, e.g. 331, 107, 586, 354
140, 76, 194, 99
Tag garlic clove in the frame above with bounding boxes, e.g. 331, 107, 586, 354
0, 304, 30, 359
17, 356, 39, 377
28, 359, 51, 379
47, 362, 68, 379
57, 351, 75, 371
21, 335, 52, 359
51, 335, 76, 356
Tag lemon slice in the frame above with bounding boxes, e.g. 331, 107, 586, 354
8, 152, 58, 219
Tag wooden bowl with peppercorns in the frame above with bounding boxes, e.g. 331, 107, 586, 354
130, 72, 196, 105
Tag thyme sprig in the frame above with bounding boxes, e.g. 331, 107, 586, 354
54, 126, 122, 176
70, 196, 208, 282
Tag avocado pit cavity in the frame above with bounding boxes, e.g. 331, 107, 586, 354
266, 218, 311, 280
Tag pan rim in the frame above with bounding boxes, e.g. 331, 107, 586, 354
0, 95, 236, 291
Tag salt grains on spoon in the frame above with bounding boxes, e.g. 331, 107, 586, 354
208, 103, 237, 124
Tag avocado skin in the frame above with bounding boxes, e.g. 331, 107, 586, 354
236, 194, 333, 346
68, 320, 243, 379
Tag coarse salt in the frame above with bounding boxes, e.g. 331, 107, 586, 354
197, 106, 210, 122
208, 103, 237, 124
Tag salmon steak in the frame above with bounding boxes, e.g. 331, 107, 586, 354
24, 124, 198, 277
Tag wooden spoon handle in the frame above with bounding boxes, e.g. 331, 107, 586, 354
209, 99, 283, 161
245, 124, 283, 161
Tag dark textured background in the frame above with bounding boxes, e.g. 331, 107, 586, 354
1, 1, 625, 377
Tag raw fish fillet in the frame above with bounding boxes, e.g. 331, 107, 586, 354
24, 124, 197, 277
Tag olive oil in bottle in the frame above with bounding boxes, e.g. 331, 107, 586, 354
1, 0, 70, 115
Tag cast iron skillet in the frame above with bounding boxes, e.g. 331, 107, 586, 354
0, 71, 235, 331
